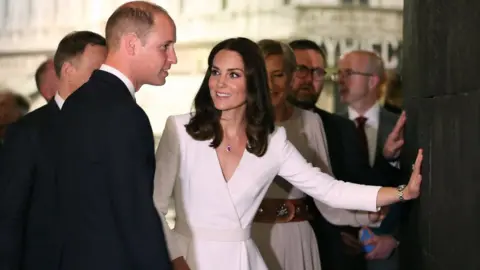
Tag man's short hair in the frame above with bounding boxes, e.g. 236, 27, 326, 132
53, 31, 106, 77
105, 1, 168, 50
13, 93, 30, 115
289, 39, 327, 62
34, 59, 52, 90
0, 90, 30, 117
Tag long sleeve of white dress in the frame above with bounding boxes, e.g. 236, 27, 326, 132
275, 127, 381, 212
153, 116, 182, 260
306, 112, 380, 227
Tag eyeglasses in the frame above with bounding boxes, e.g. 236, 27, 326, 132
295, 65, 326, 81
331, 69, 374, 81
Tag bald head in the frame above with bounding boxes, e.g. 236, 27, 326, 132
341, 50, 386, 85
105, 1, 170, 51
338, 50, 387, 112
35, 58, 59, 100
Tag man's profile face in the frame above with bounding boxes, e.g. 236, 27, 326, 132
135, 13, 178, 87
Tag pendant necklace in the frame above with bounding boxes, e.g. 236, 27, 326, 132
226, 145, 232, 152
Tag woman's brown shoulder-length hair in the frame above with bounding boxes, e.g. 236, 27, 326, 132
185, 37, 275, 157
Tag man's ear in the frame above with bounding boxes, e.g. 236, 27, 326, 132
122, 33, 140, 56
61, 61, 74, 79
369, 75, 380, 91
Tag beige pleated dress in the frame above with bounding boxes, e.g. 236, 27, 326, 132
251, 107, 377, 270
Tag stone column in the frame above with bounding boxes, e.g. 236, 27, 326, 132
400, 1, 480, 269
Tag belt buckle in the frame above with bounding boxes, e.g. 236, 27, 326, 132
275, 201, 296, 223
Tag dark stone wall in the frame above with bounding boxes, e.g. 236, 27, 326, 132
401, 1, 480, 269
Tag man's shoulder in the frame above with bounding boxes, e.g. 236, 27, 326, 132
380, 107, 400, 124
15, 103, 54, 128
313, 107, 355, 130
3, 110, 42, 143
66, 81, 101, 103
64, 83, 131, 118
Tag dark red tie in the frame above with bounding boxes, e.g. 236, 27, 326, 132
355, 116, 369, 159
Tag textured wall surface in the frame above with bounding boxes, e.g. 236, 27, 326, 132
401, 1, 480, 269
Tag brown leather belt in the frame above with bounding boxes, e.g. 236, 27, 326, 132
253, 198, 313, 223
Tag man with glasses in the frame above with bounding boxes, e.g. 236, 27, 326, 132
288, 40, 401, 270
337, 50, 405, 270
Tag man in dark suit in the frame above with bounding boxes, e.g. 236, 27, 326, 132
288, 39, 403, 270
337, 50, 406, 270
0, 30, 109, 269
54, 2, 175, 269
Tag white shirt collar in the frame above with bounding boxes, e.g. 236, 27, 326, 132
54, 92, 65, 109
348, 102, 381, 128
99, 64, 136, 98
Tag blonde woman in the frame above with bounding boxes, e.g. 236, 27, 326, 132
251, 39, 385, 270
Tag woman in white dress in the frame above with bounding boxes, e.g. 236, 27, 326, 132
250, 39, 384, 270
153, 37, 423, 270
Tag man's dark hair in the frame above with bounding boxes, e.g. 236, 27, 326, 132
289, 39, 326, 61
0, 90, 30, 116
53, 31, 106, 77
13, 94, 30, 115
34, 59, 52, 90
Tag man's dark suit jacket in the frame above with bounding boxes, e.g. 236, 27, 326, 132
338, 108, 404, 235
0, 100, 61, 270
307, 108, 400, 270
0, 70, 172, 270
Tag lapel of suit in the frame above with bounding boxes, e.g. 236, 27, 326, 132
315, 109, 335, 155
314, 109, 342, 177
339, 110, 349, 119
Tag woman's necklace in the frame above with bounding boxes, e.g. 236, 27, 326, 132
225, 133, 248, 152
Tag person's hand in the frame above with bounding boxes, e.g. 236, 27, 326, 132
383, 111, 406, 160
341, 232, 363, 255
363, 229, 398, 260
172, 257, 190, 270
368, 206, 389, 223
404, 149, 423, 200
